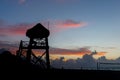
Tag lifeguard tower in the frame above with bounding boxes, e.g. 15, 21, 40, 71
17, 23, 50, 69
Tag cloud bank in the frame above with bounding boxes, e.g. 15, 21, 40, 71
51, 54, 120, 70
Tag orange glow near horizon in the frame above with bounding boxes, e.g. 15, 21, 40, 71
97, 52, 107, 56
1, 47, 106, 60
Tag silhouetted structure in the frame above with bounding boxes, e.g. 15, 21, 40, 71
17, 23, 50, 69
26, 23, 50, 38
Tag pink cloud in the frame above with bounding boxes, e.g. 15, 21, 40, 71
56, 20, 86, 28
0, 19, 87, 37
49, 19, 87, 33
54, 0, 66, 3
19, 0, 26, 4
53, 0, 77, 4
0, 23, 34, 36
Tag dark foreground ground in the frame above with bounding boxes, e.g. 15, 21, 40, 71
0, 51, 120, 80
1, 68, 120, 80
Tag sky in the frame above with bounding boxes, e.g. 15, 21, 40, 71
0, 0, 120, 61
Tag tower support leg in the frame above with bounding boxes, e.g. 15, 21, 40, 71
45, 38, 50, 69
26, 38, 33, 63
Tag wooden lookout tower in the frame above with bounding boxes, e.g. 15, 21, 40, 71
17, 23, 50, 69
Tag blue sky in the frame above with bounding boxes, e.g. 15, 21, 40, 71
0, 0, 120, 59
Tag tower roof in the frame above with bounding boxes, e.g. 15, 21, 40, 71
26, 23, 50, 38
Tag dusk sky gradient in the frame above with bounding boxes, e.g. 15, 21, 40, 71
0, 0, 120, 60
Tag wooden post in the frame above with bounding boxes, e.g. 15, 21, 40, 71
26, 38, 33, 62
45, 37, 50, 69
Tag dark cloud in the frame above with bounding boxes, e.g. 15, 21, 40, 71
0, 41, 19, 54
0, 48, 8, 54
91, 50, 97, 55
0, 41, 18, 47
50, 47, 91, 55
0, 34, 8, 37
50, 47, 107, 56
0, 40, 107, 56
